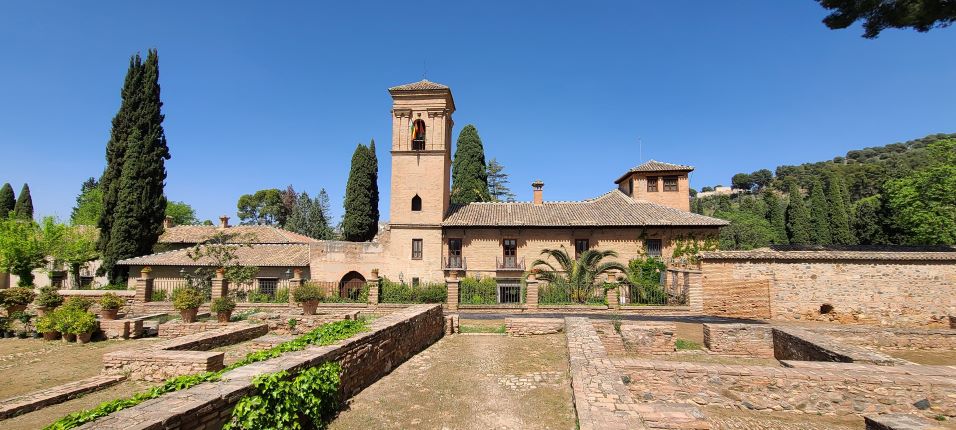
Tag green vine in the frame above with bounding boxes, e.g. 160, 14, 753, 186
224, 363, 341, 429
46, 319, 368, 429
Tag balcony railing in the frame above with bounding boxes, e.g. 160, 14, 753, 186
496, 256, 525, 271
443, 255, 466, 270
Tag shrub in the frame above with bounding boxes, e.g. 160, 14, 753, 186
36, 286, 64, 309
36, 313, 57, 333
150, 290, 168, 302
99, 283, 130, 291
172, 287, 205, 311
68, 310, 98, 335
1, 287, 36, 307
459, 276, 497, 305
247, 291, 272, 303
273, 287, 290, 304
211, 296, 237, 313
62, 296, 95, 312
99, 293, 124, 310
380, 277, 447, 304
293, 282, 325, 303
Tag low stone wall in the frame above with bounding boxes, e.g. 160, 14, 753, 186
864, 413, 942, 429
504, 317, 564, 336
80, 305, 445, 429
803, 326, 956, 351
613, 358, 956, 418
703, 323, 773, 358
619, 322, 675, 354
444, 314, 459, 334
99, 319, 144, 340
157, 321, 230, 338
161, 323, 269, 351
772, 326, 906, 365
0, 375, 125, 420
247, 310, 359, 335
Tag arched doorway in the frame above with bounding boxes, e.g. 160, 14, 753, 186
339, 271, 366, 300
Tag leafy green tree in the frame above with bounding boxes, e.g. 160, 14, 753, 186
342, 142, 379, 241
40, 218, 99, 288
166, 201, 198, 226
807, 179, 832, 244
70, 178, 103, 226
785, 179, 813, 245
716, 210, 775, 250
0, 183, 14, 218
852, 195, 890, 245
486, 158, 516, 202
825, 172, 855, 244
815, 0, 956, 38
451, 125, 491, 204
237, 189, 286, 225
763, 191, 789, 245
751, 169, 774, 191
531, 248, 625, 304
286, 190, 334, 240
700, 186, 714, 193
98, 49, 170, 283
0, 215, 45, 286
731, 173, 754, 192
883, 139, 956, 244
13, 183, 33, 220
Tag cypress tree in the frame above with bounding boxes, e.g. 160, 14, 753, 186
450, 125, 491, 204
763, 191, 789, 245
342, 143, 378, 241
825, 172, 855, 244
367, 140, 380, 230
100, 49, 170, 283
784, 179, 812, 245
0, 183, 14, 217
807, 178, 832, 244
13, 183, 33, 220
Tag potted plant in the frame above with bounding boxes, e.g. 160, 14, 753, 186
293, 282, 324, 315
55, 310, 76, 342
70, 311, 98, 344
36, 312, 60, 341
98, 293, 124, 320
210, 296, 236, 323
2, 287, 37, 316
35, 287, 64, 316
62, 296, 94, 312
172, 288, 205, 323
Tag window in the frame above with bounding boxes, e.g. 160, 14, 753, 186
574, 239, 590, 258
411, 194, 422, 211
258, 278, 278, 297
663, 176, 679, 192
411, 119, 426, 150
627, 179, 633, 196
412, 277, 420, 287
645, 239, 662, 258
502, 239, 517, 268
411, 239, 423, 260
80, 276, 94, 288
447, 238, 463, 268
646, 176, 659, 192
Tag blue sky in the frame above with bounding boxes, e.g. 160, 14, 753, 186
1, 1, 954, 223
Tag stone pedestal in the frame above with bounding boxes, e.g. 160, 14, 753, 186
606, 281, 620, 310
288, 276, 303, 306
210, 270, 228, 300
367, 272, 379, 305
135, 269, 154, 303
446, 271, 459, 312
525, 275, 539, 310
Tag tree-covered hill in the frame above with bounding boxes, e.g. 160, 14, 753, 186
694, 133, 956, 249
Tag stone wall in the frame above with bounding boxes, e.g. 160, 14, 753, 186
619, 322, 675, 354
80, 305, 445, 429
803, 326, 956, 351
700, 277, 770, 319
772, 326, 906, 365
158, 321, 231, 338
699, 252, 956, 327
99, 319, 144, 340
504, 317, 564, 336
615, 357, 956, 418
248, 310, 359, 335
702, 323, 773, 358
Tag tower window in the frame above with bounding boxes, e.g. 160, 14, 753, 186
647, 176, 659, 192
663, 176, 679, 192
411, 119, 426, 150
411, 195, 422, 211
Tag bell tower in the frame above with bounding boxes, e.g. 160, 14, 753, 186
387, 80, 455, 226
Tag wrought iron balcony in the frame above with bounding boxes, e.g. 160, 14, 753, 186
443, 256, 466, 271
496, 256, 525, 271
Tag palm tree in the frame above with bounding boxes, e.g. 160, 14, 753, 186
531, 247, 625, 304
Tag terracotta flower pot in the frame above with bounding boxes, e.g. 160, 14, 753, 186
180, 308, 199, 323
5, 304, 27, 316
100, 309, 119, 320
42, 331, 59, 341
216, 311, 232, 323
301, 301, 318, 316
77, 333, 92, 344
63, 333, 77, 342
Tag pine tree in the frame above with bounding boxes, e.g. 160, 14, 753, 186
763, 191, 789, 245
486, 158, 516, 202
784, 179, 812, 245
807, 178, 832, 244
451, 125, 491, 204
99, 49, 170, 283
0, 183, 15, 217
13, 183, 33, 220
315, 189, 334, 240
342, 143, 378, 241
825, 172, 855, 244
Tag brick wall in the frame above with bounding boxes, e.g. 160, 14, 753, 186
158, 321, 231, 338
81, 305, 444, 429
699, 255, 956, 327
619, 322, 675, 354
702, 323, 773, 358
772, 326, 906, 365
504, 317, 564, 336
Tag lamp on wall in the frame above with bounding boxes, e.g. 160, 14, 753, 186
398, 272, 404, 283
285, 268, 292, 278
179, 267, 186, 276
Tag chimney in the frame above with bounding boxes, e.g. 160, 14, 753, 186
219, 215, 230, 229
532, 180, 544, 206
163, 216, 174, 229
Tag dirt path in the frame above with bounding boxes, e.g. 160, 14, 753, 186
329, 333, 576, 430
1, 380, 156, 430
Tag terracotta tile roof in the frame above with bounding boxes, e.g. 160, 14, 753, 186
388, 79, 449, 91
442, 190, 728, 227
158, 225, 317, 245
117, 244, 311, 267
615, 160, 694, 183
699, 245, 956, 261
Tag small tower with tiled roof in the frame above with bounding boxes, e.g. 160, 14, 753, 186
614, 160, 694, 211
